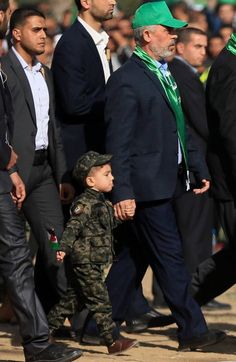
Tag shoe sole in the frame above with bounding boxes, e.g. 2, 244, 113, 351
80, 336, 103, 346
27, 351, 83, 362
109, 340, 139, 356
179, 333, 226, 352
126, 319, 175, 334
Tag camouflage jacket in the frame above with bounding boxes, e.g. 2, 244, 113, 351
60, 188, 120, 264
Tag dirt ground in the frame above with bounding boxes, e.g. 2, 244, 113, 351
1, 268, 236, 362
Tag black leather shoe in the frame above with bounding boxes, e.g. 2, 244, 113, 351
80, 332, 103, 346
25, 344, 83, 362
125, 309, 175, 333
178, 330, 226, 351
202, 299, 232, 310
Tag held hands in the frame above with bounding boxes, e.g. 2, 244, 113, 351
193, 179, 210, 195
10, 172, 26, 209
114, 199, 136, 221
56, 251, 66, 263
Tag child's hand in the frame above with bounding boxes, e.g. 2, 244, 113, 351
56, 251, 66, 262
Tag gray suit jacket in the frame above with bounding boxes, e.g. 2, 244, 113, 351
1, 49, 68, 186
0, 72, 14, 194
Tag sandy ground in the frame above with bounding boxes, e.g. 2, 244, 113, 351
1, 268, 236, 362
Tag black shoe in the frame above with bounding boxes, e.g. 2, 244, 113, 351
25, 344, 83, 362
178, 330, 226, 351
152, 297, 168, 309
80, 332, 103, 346
202, 299, 232, 311
125, 309, 175, 333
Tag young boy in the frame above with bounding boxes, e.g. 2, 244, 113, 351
47, 151, 138, 355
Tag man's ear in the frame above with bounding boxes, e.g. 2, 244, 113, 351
12, 28, 21, 42
0, 10, 4, 24
143, 28, 152, 43
80, 0, 91, 10
176, 42, 185, 56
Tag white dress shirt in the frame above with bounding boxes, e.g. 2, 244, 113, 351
12, 47, 49, 151
78, 16, 110, 83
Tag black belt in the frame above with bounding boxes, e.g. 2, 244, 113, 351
33, 149, 48, 166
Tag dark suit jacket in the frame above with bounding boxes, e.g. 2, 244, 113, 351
52, 20, 106, 171
1, 49, 68, 186
169, 57, 208, 154
105, 54, 210, 204
0, 79, 12, 194
206, 48, 236, 201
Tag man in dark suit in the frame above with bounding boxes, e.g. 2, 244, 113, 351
170, 27, 213, 276
0, 3, 82, 362
1, 7, 74, 314
52, 0, 116, 173
152, 26, 214, 308
105, 1, 224, 351
191, 32, 236, 305
169, 27, 230, 310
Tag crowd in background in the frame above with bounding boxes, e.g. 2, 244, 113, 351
0, 0, 234, 74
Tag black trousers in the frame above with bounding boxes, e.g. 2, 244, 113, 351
0, 193, 49, 355
152, 190, 213, 303
22, 162, 67, 314
107, 199, 208, 342
192, 199, 236, 305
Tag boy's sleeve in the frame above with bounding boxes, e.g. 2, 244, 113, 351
59, 202, 90, 255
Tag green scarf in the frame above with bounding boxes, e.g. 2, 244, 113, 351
133, 46, 189, 175
226, 33, 236, 56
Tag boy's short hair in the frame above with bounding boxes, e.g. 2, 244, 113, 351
73, 151, 112, 184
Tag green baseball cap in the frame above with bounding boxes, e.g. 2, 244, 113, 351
132, 1, 188, 29
218, 0, 236, 5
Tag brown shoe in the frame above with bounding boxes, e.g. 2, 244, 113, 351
108, 337, 138, 355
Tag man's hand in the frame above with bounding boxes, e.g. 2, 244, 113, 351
6, 148, 18, 170
10, 172, 26, 209
193, 179, 210, 195
59, 183, 75, 204
114, 199, 136, 220
56, 250, 66, 262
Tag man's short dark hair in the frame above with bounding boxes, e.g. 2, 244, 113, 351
10, 7, 46, 34
176, 27, 207, 44
75, 0, 82, 11
0, 0, 9, 12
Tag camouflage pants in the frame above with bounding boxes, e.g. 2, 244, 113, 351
47, 263, 116, 346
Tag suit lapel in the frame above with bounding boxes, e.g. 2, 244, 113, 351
8, 49, 37, 124
76, 20, 106, 83
132, 55, 172, 110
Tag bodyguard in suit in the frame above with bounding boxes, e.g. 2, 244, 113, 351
192, 32, 236, 305
169, 28, 213, 274
105, 1, 224, 351
52, 0, 116, 173
168, 27, 230, 310
0, 2, 82, 362
1, 7, 74, 314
